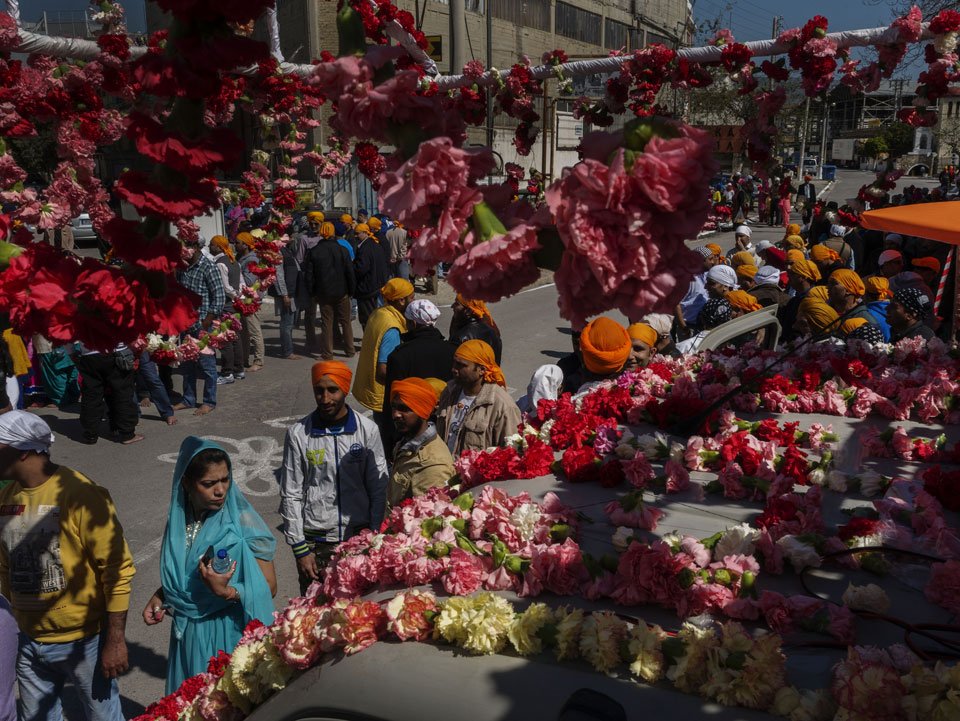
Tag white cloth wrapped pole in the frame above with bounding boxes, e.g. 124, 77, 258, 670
435, 24, 935, 90
6, 0, 19, 24
265, 5, 283, 62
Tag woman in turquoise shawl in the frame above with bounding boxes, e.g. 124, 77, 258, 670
142, 436, 277, 693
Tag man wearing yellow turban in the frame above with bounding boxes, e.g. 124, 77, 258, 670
735, 264, 758, 289
796, 297, 840, 336
827, 269, 883, 330
809, 243, 844, 279
387, 377, 455, 508
726, 290, 762, 316
625, 323, 658, 370
208, 235, 245, 381
436, 340, 521, 457
782, 235, 806, 251
780, 260, 822, 342
352, 278, 414, 439
353, 222, 389, 328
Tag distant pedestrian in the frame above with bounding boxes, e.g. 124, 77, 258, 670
353, 278, 414, 425
380, 299, 454, 456
234, 232, 264, 373
295, 212, 325, 351
449, 295, 502, 364
0, 412, 135, 721
274, 232, 301, 360
302, 221, 356, 360
174, 237, 225, 416
210, 234, 244, 383
386, 222, 410, 280
73, 343, 142, 445
353, 223, 389, 328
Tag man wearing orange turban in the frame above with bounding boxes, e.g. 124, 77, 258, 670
782, 235, 806, 251
705, 243, 723, 257
625, 323, 657, 370
578, 317, 631, 379
810, 243, 845, 279
388, 378, 455, 507
354, 225, 390, 329
208, 234, 245, 382
436, 340, 521, 457
450, 294, 502, 364
280, 360, 388, 594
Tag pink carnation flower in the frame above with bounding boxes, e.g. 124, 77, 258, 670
441, 547, 485, 595
445, 222, 542, 301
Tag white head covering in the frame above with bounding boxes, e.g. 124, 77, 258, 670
755, 265, 781, 285
734, 225, 752, 238
404, 299, 441, 327
0, 411, 54, 453
707, 264, 738, 289
884, 233, 903, 245
641, 313, 673, 336
829, 224, 847, 237
755, 240, 774, 251
878, 249, 903, 266
517, 365, 563, 418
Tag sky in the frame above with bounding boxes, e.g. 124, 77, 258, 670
692, 0, 898, 42
25, 0, 147, 33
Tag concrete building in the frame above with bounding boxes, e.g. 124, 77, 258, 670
145, 0, 694, 212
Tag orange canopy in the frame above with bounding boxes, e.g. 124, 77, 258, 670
860, 202, 960, 246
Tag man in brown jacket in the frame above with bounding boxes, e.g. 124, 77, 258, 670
436, 340, 521, 458
387, 378, 454, 507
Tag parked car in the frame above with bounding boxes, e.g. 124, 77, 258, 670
69, 213, 98, 247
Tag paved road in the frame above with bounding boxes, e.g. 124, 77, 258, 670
49, 280, 579, 715
56, 167, 942, 714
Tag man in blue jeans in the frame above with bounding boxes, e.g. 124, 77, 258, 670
137, 350, 177, 425
174, 238, 225, 416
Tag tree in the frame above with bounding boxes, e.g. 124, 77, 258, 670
879, 121, 914, 158
863, 136, 889, 159
8, 125, 58, 183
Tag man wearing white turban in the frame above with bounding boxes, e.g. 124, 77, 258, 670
380, 300, 456, 458
706, 264, 739, 299
0, 411, 135, 721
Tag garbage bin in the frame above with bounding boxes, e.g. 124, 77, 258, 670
821, 164, 836, 181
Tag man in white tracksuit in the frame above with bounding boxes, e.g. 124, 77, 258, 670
279, 360, 389, 593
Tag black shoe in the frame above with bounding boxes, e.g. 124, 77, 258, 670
81, 436, 98, 445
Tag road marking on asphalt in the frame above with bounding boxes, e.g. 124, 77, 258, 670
133, 536, 163, 566
157, 435, 283, 497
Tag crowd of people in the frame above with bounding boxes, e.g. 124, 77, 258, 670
675, 219, 947, 353
0, 207, 422, 446
0, 180, 954, 719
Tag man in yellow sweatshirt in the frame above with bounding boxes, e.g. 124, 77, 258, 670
0, 411, 135, 721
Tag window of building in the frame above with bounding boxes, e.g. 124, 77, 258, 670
604, 18, 630, 50
491, 0, 549, 30
556, 1, 601, 45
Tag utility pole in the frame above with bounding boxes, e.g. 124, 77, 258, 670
450, 0, 465, 75
485, 0, 494, 150
797, 96, 811, 174
819, 99, 831, 179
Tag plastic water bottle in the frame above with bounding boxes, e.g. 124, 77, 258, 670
212, 549, 232, 574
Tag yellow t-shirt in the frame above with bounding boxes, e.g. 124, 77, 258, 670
0, 467, 136, 642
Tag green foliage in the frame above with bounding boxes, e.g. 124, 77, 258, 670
879, 122, 914, 158
862, 136, 889, 159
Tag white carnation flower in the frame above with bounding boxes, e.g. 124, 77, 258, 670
776, 535, 821, 570
841, 583, 890, 614
714, 523, 760, 561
